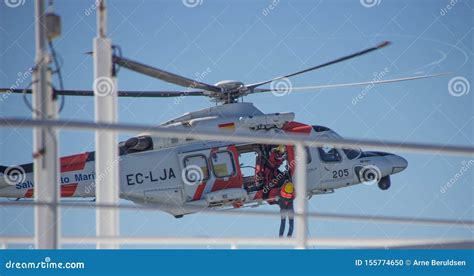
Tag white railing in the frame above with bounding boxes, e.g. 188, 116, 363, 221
2, 236, 472, 249
0, 117, 473, 249
1, 199, 473, 249
1, 118, 473, 156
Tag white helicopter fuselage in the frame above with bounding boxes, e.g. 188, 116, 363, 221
0, 103, 407, 217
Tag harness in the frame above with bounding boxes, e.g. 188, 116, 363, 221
279, 188, 294, 209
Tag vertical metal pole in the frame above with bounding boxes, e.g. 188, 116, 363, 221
94, 0, 119, 249
33, 0, 60, 249
294, 143, 307, 249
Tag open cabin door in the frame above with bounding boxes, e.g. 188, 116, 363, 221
178, 145, 243, 202
237, 144, 298, 201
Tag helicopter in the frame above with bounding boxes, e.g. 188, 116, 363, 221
0, 41, 445, 218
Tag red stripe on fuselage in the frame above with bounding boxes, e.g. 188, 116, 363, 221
192, 182, 207, 201
282, 121, 312, 134
60, 152, 89, 173
24, 189, 34, 198
24, 183, 78, 198
61, 183, 78, 197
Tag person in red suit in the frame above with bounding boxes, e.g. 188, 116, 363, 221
262, 145, 286, 199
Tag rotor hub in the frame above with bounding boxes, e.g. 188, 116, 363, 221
214, 80, 245, 91
213, 80, 247, 104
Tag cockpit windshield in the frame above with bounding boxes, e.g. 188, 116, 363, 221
316, 132, 361, 161
342, 148, 362, 160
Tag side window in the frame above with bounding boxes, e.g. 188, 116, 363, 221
318, 145, 342, 162
183, 155, 210, 182
211, 151, 236, 178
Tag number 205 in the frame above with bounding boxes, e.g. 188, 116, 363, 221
332, 169, 349, 178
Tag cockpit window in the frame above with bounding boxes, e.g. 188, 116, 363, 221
312, 125, 331, 132
343, 148, 361, 160
318, 145, 341, 162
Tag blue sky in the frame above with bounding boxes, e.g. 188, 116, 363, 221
0, 0, 472, 248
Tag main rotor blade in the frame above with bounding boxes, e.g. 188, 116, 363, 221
252, 72, 449, 93
112, 56, 222, 93
0, 88, 206, 98
247, 41, 391, 90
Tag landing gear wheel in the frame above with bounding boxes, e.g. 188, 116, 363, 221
378, 176, 391, 190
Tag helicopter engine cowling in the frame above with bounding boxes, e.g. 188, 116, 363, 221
123, 136, 153, 152
239, 112, 295, 129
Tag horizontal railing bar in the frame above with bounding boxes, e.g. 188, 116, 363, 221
0, 201, 472, 227
0, 118, 473, 156
0, 236, 472, 248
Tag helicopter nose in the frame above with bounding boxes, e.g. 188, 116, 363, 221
387, 154, 408, 174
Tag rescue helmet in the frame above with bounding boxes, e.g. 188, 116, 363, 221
276, 145, 286, 154
284, 182, 294, 194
